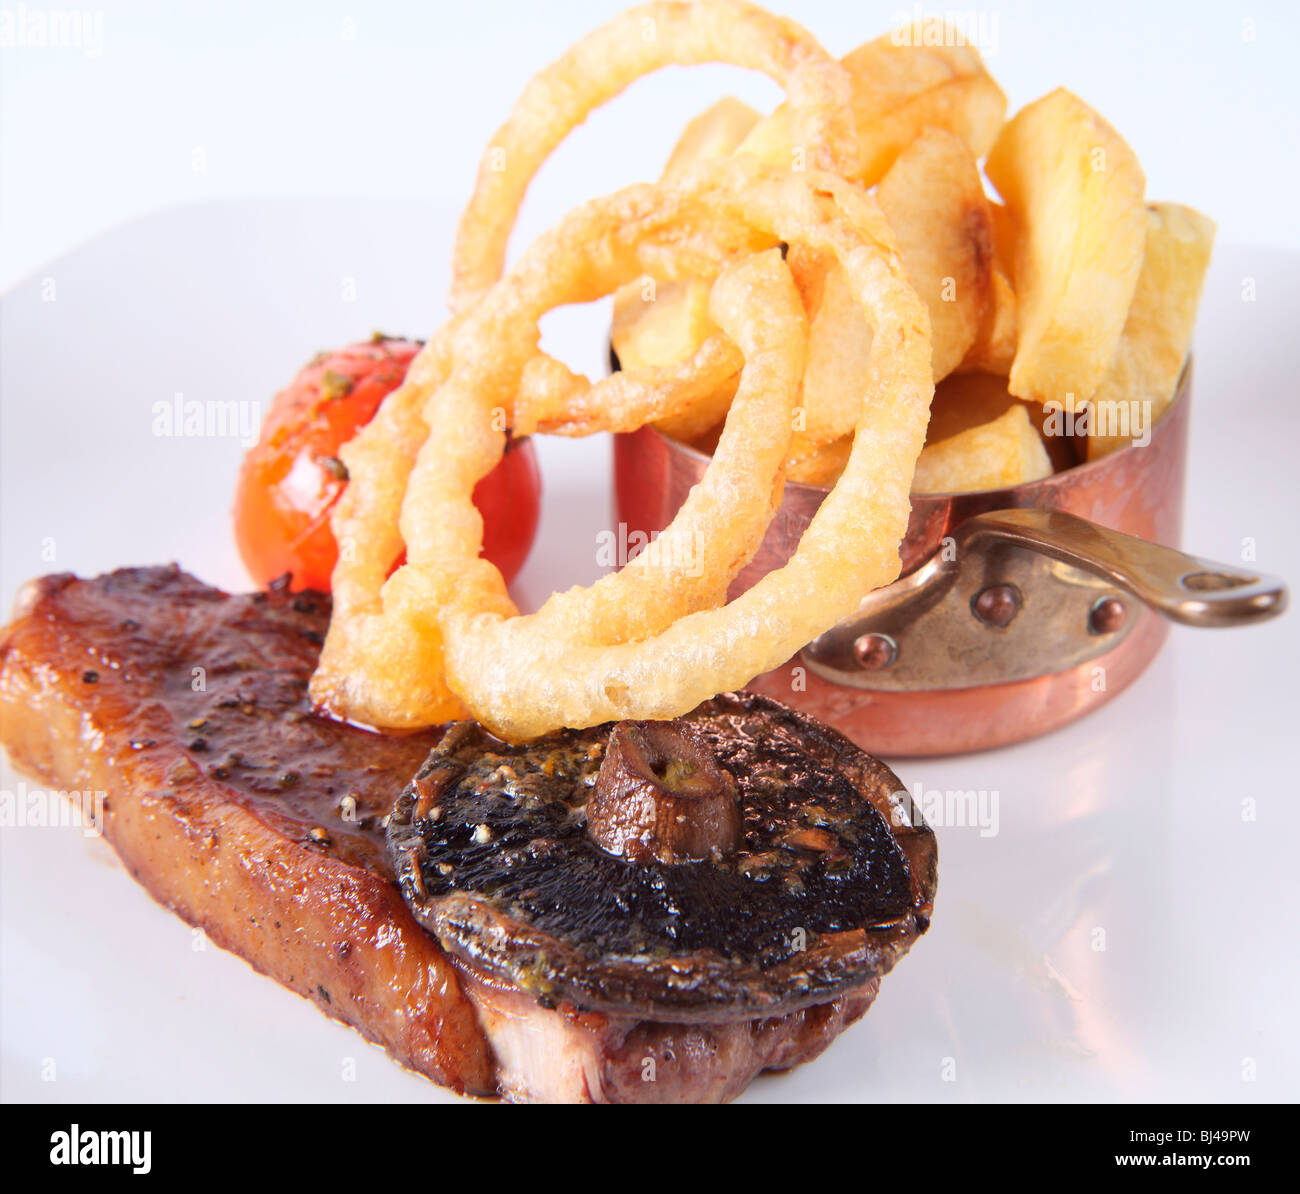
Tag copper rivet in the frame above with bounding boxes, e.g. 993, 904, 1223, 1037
972, 584, 1020, 628
1089, 596, 1126, 635
853, 633, 897, 670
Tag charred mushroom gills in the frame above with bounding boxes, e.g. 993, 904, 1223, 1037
387, 692, 937, 1025
587, 720, 741, 864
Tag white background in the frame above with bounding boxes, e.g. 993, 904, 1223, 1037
2, 1, 1299, 1105
3, 0, 1299, 291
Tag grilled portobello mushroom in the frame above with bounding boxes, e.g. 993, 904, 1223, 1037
388, 690, 937, 1100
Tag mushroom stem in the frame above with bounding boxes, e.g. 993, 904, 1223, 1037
587, 720, 741, 865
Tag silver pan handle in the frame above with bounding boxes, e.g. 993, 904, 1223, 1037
801, 508, 1287, 691
962, 509, 1287, 628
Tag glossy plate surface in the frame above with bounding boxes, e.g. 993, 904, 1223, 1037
1, 201, 1296, 1102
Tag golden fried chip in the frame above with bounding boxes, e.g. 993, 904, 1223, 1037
739, 22, 1006, 184
783, 251, 874, 466
912, 403, 1052, 494
928, 370, 1075, 471
877, 127, 994, 381
610, 95, 763, 441
986, 87, 1146, 407
1085, 202, 1214, 459
958, 201, 1018, 374
782, 126, 992, 473
662, 95, 762, 181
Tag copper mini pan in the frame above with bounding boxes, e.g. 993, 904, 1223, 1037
613, 363, 1288, 756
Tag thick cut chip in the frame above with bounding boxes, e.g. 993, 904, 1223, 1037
784, 127, 992, 475
610, 98, 760, 441
877, 127, 993, 381
783, 249, 874, 469
1085, 202, 1214, 459
739, 23, 1006, 185
621, 24, 1004, 450
789, 371, 1071, 491
608, 270, 740, 442
786, 433, 852, 487
959, 268, 1017, 374
927, 370, 1075, 471
926, 370, 1020, 441
912, 403, 1052, 494
985, 87, 1146, 407
662, 95, 762, 181
959, 201, 1018, 374
613, 274, 715, 372
988, 199, 1018, 285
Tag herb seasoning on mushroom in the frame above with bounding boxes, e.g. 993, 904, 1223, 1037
388, 691, 936, 1103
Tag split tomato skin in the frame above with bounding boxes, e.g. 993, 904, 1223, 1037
234, 337, 540, 592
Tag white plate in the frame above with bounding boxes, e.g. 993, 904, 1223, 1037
1, 201, 1297, 1103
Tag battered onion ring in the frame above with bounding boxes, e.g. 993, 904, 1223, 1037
313, 323, 471, 722
325, 161, 932, 738
514, 330, 742, 436
449, 0, 856, 309
316, 248, 808, 729
462, 246, 809, 650
312, 171, 785, 726
501, 245, 806, 655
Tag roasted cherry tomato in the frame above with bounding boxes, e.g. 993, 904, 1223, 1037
234, 336, 541, 591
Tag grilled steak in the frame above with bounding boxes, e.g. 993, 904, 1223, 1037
0, 566, 494, 1095
1, 567, 937, 1103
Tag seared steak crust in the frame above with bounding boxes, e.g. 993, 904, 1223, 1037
0, 566, 494, 1095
